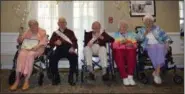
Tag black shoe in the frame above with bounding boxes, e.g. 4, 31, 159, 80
87, 72, 95, 80
102, 72, 109, 81
56, 74, 61, 83
68, 73, 76, 86
47, 69, 52, 80
52, 80, 58, 85
69, 81, 76, 86
52, 74, 60, 85
52, 79, 59, 85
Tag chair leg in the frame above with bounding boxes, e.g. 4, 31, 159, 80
81, 65, 85, 83
75, 65, 79, 82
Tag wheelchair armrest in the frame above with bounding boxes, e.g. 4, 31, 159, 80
106, 42, 112, 49
46, 45, 51, 49
16, 43, 22, 49
169, 40, 173, 44
16, 45, 19, 49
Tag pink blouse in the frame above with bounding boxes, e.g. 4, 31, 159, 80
18, 28, 48, 56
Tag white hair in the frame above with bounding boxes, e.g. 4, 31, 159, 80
58, 16, 67, 23
28, 19, 39, 26
143, 14, 155, 22
92, 21, 101, 29
118, 20, 128, 29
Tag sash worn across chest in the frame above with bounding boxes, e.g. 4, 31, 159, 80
89, 31, 104, 44
55, 30, 72, 45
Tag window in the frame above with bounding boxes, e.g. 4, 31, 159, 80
72, 1, 104, 66
38, 1, 58, 38
37, 1, 104, 40
73, 1, 104, 39
36, 1, 104, 67
179, 1, 184, 25
73, 1, 103, 48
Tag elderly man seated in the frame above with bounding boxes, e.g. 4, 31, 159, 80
48, 17, 78, 86
83, 21, 114, 81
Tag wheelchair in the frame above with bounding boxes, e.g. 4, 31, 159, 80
134, 26, 184, 84
80, 31, 115, 83
8, 44, 52, 86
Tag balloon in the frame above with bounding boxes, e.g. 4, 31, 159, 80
24, 9, 28, 13
17, 4, 20, 8
12, 4, 17, 12
114, 1, 121, 10
23, 12, 27, 17
12, 2, 31, 32
15, 10, 21, 18
22, 18, 25, 22
12, 3, 22, 19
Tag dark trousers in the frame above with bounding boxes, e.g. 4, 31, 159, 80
49, 44, 78, 79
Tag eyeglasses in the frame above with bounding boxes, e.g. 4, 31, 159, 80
59, 21, 66, 24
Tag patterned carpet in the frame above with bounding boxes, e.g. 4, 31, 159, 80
0, 69, 184, 93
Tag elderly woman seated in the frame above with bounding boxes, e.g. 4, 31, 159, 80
9, 20, 48, 91
137, 14, 172, 84
112, 20, 137, 86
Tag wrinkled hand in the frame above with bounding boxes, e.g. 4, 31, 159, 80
126, 43, 134, 47
99, 36, 104, 40
69, 47, 75, 53
17, 36, 24, 44
165, 43, 170, 51
120, 39, 127, 44
55, 39, 62, 46
144, 28, 150, 36
87, 41, 93, 47
31, 45, 40, 51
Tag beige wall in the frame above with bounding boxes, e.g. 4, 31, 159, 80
1, 1, 27, 32
1, 1, 180, 33
104, 1, 180, 32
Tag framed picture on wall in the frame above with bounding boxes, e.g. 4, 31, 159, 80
130, 0, 156, 17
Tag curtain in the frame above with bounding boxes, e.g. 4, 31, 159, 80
72, 1, 104, 68
27, 1, 104, 68
27, 1, 58, 39
37, 1, 58, 38
58, 1, 104, 68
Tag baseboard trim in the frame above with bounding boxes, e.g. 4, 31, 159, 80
1, 65, 13, 69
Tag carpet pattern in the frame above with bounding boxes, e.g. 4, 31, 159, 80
0, 69, 184, 93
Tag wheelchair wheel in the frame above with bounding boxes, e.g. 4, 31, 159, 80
46, 69, 52, 80
141, 77, 149, 84
81, 65, 85, 83
111, 74, 116, 81
75, 72, 79, 82
8, 70, 16, 85
44, 58, 52, 80
138, 72, 149, 84
138, 72, 146, 80
38, 72, 44, 86
173, 75, 183, 84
